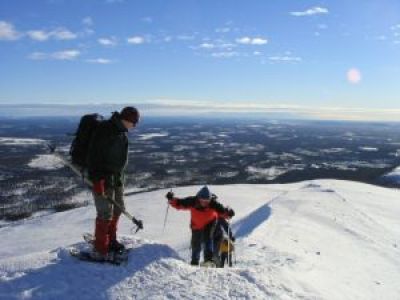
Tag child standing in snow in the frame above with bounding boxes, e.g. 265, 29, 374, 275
166, 186, 234, 266
212, 215, 235, 267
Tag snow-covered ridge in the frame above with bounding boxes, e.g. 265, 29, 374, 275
0, 137, 45, 146
381, 165, 400, 185
1, 180, 399, 299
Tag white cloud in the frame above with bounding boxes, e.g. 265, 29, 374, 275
127, 36, 145, 44
176, 35, 195, 41
211, 51, 239, 58
290, 7, 329, 17
0, 21, 21, 40
236, 37, 251, 44
29, 49, 80, 61
82, 17, 93, 27
53, 49, 80, 60
82, 28, 95, 37
251, 38, 268, 45
28, 52, 48, 60
390, 24, 400, 31
236, 36, 268, 45
215, 27, 231, 33
27, 27, 77, 41
268, 56, 302, 62
198, 37, 236, 50
52, 28, 77, 40
86, 58, 113, 64
27, 30, 50, 41
219, 43, 236, 49
98, 37, 117, 46
199, 43, 215, 49
164, 36, 172, 42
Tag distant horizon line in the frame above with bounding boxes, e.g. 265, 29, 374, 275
0, 102, 400, 122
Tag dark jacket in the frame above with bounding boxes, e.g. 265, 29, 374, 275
213, 217, 234, 242
87, 112, 128, 186
170, 196, 231, 230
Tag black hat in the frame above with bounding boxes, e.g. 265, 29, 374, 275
120, 106, 140, 124
196, 186, 211, 200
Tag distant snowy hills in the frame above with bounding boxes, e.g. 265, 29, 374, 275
1, 180, 399, 299
381, 166, 400, 185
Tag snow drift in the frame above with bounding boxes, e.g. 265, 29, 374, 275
1, 180, 399, 299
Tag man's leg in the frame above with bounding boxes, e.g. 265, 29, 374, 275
93, 188, 114, 256
191, 230, 202, 265
109, 186, 126, 251
203, 222, 215, 262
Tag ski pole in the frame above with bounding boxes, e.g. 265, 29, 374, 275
48, 144, 143, 232
227, 221, 231, 267
162, 189, 171, 234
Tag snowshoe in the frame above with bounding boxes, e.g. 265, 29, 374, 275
70, 233, 130, 265
83, 232, 125, 253
69, 247, 129, 265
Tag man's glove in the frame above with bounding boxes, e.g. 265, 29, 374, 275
226, 207, 235, 218
166, 191, 174, 201
93, 179, 105, 195
211, 194, 217, 201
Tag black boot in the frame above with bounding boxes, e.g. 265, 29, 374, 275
190, 260, 199, 266
109, 239, 125, 253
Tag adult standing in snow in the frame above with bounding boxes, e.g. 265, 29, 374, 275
166, 186, 235, 266
87, 106, 140, 260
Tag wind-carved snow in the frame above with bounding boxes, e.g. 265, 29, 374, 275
0, 180, 399, 299
28, 154, 64, 170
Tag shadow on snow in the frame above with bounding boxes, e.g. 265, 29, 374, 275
0, 241, 181, 300
233, 203, 272, 238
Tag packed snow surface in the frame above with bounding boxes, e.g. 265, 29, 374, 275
1, 180, 399, 299
28, 154, 64, 170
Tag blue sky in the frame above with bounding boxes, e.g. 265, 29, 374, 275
1, 0, 400, 120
